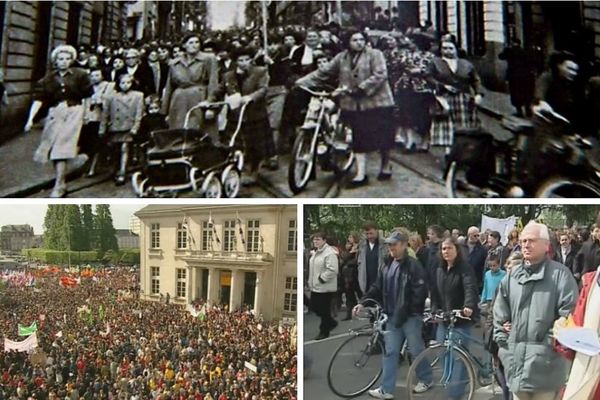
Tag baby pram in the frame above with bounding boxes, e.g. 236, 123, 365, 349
131, 101, 248, 198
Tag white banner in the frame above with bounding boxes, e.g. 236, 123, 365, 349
4, 333, 38, 353
481, 215, 518, 246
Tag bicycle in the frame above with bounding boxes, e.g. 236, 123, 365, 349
327, 299, 387, 398
406, 310, 496, 400
288, 86, 355, 194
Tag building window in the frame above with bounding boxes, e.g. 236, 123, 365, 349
466, 1, 486, 56
287, 220, 297, 252
202, 221, 213, 251
246, 220, 260, 252
151, 267, 160, 295
177, 223, 187, 249
223, 220, 236, 252
151, 223, 160, 248
176, 268, 186, 298
283, 276, 297, 312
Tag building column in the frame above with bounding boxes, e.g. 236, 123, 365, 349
253, 271, 263, 316
207, 268, 220, 306
196, 267, 203, 301
187, 266, 195, 304
229, 270, 243, 312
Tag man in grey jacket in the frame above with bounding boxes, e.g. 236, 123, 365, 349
308, 231, 339, 340
493, 221, 579, 400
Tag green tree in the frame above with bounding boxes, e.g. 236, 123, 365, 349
80, 205, 95, 251
94, 205, 118, 252
64, 204, 84, 250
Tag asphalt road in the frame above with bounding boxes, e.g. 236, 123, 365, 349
304, 309, 503, 400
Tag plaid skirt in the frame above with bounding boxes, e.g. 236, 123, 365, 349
430, 92, 480, 147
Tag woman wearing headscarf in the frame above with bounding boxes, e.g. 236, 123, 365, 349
161, 33, 219, 134
427, 35, 483, 157
296, 29, 396, 188
24, 45, 93, 197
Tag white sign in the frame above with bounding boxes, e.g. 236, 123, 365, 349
244, 361, 257, 373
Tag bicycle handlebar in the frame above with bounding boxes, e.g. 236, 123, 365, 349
424, 309, 472, 322
298, 86, 332, 97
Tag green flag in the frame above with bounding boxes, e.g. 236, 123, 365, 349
98, 305, 105, 321
18, 321, 37, 336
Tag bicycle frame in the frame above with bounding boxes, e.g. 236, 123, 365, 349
438, 315, 494, 385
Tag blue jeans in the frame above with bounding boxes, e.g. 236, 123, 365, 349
381, 315, 431, 394
436, 323, 472, 399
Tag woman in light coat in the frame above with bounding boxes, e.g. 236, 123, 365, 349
24, 45, 93, 197
308, 232, 339, 340
161, 33, 219, 134
297, 30, 395, 189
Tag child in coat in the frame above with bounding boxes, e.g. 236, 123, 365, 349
100, 73, 144, 185
136, 95, 168, 165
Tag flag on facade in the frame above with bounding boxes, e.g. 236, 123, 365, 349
182, 215, 196, 250
236, 212, 246, 246
18, 321, 37, 337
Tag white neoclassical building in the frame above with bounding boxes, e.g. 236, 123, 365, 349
136, 205, 297, 321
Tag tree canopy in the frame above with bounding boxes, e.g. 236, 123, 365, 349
305, 204, 600, 243
43, 205, 119, 253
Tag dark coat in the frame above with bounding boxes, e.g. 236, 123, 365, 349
464, 242, 488, 288
145, 61, 169, 96
128, 64, 156, 97
575, 239, 600, 276
427, 57, 482, 96
221, 66, 269, 122
363, 253, 428, 328
554, 246, 577, 274
431, 258, 479, 325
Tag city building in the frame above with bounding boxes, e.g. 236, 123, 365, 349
135, 205, 297, 321
115, 229, 139, 250
418, 1, 600, 88
0, 224, 35, 252
0, 1, 128, 140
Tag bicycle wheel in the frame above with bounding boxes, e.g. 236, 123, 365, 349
407, 344, 476, 400
327, 332, 384, 398
288, 129, 315, 194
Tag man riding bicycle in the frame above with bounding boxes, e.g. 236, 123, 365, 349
353, 230, 431, 399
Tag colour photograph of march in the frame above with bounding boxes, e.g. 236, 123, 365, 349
0, 203, 298, 399
1, 1, 600, 198
303, 204, 600, 400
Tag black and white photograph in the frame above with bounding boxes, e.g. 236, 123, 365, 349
1, 1, 600, 198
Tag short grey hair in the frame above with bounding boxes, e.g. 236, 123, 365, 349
50, 45, 77, 64
522, 221, 550, 241
467, 226, 479, 235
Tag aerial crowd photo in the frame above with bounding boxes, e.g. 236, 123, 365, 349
304, 204, 600, 400
0, 203, 298, 399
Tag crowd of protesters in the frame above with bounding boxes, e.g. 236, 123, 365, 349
19, 15, 600, 195
0, 268, 297, 399
306, 217, 600, 399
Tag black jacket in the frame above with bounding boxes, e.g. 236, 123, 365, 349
575, 239, 600, 275
431, 258, 479, 325
463, 242, 488, 288
362, 253, 428, 327
554, 246, 577, 274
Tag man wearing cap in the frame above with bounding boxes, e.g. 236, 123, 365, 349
354, 230, 431, 399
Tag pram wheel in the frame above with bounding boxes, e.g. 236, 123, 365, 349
193, 170, 222, 198
131, 172, 149, 197
221, 165, 241, 198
